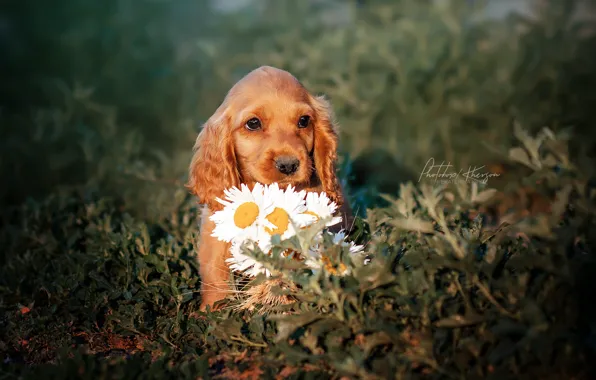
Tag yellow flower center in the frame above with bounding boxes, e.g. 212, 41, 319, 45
233, 202, 259, 228
321, 255, 347, 275
282, 249, 305, 262
265, 207, 289, 235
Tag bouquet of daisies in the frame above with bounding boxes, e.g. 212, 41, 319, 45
209, 183, 365, 278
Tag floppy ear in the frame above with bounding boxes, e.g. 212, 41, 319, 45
311, 95, 344, 207
186, 107, 240, 211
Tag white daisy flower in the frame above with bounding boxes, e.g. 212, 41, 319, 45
302, 192, 342, 228
307, 230, 364, 258
332, 230, 365, 256
213, 182, 357, 279
226, 240, 272, 278
259, 183, 311, 244
226, 239, 306, 278
209, 183, 273, 244
304, 230, 366, 275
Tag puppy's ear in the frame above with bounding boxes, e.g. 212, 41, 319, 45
186, 107, 240, 211
311, 95, 343, 207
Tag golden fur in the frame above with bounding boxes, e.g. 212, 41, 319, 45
186, 66, 352, 310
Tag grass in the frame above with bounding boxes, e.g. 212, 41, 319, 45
1, 126, 596, 379
2, 0, 596, 378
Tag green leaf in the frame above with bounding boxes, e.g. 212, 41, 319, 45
270, 312, 323, 342
389, 217, 434, 234
509, 147, 535, 169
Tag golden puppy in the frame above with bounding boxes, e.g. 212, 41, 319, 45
187, 66, 352, 310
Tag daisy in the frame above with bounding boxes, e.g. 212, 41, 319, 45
226, 240, 272, 278
209, 183, 273, 244
226, 239, 306, 278
304, 230, 365, 275
332, 230, 365, 256
259, 183, 312, 243
302, 192, 342, 228
307, 230, 364, 258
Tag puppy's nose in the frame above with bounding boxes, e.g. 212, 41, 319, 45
275, 156, 300, 175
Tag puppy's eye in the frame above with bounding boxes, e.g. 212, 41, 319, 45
297, 115, 310, 128
245, 118, 262, 131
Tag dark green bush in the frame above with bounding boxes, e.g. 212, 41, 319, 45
1, 0, 596, 378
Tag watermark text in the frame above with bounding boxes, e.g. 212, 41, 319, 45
418, 158, 501, 185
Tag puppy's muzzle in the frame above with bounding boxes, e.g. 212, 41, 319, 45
275, 156, 300, 175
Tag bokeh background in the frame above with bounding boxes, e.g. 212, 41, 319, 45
2, 0, 596, 216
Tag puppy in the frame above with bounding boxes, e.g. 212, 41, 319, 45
187, 66, 352, 310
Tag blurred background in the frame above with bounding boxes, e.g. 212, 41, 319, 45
1, 0, 596, 218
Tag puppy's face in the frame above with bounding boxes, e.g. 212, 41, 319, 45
228, 73, 316, 187
187, 66, 342, 211
220, 70, 316, 189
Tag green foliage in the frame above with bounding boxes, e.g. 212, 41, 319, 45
2, 0, 596, 210
201, 0, 596, 170
1, 127, 595, 377
1, 0, 596, 378
217, 125, 596, 378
